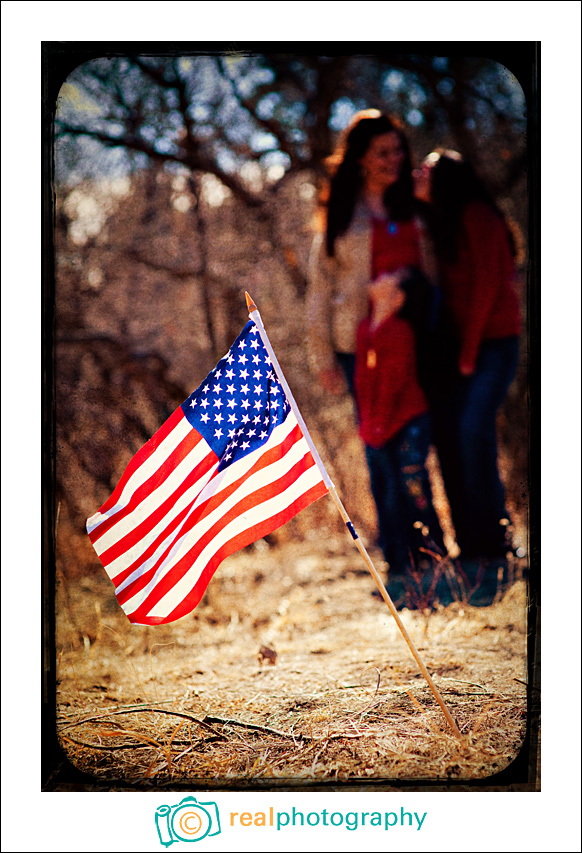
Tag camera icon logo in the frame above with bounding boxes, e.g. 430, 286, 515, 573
155, 796, 221, 846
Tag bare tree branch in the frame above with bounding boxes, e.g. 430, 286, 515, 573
56, 121, 263, 208
214, 57, 302, 169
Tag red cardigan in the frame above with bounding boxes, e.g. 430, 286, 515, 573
355, 315, 429, 448
440, 201, 521, 373
371, 217, 422, 277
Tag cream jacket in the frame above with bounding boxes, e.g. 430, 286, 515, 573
306, 202, 436, 374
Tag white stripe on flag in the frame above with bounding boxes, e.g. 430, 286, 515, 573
182, 411, 301, 507
144, 463, 323, 620
119, 417, 311, 614
86, 416, 193, 533
102, 412, 301, 580
94, 437, 214, 557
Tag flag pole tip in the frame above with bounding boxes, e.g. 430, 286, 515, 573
245, 291, 258, 313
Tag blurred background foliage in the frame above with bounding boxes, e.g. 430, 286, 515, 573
51, 49, 531, 577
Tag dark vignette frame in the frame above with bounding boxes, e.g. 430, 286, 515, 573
42, 39, 540, 792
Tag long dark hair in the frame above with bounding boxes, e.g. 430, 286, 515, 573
427, 150, 517, 262
324, 110, 415, 257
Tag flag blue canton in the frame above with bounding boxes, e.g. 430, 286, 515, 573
181, 321, 290, 470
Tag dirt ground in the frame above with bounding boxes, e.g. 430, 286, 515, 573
52, 528, 534, 790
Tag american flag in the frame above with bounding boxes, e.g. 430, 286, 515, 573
87, 320, 328, 625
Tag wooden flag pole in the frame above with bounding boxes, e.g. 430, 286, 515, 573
245, 292, 462, 741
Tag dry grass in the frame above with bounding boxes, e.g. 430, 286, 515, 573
54, 535, 529, 788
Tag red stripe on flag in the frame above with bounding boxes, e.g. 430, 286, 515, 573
126, 479, 328, 624
98, 445, 217, 571
112, 422, 307, 601
176, 423, 305, 530
90, 424, 207, 545
97, 407, 185, 516
116, 446, 318, 610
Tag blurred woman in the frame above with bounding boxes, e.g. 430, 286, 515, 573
307, 110, 444, 586
414, 150, 521, 579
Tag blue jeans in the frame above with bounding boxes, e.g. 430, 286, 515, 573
336, 353, 444, 570
431, 336, 519, 558
365, 415, 444, 572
